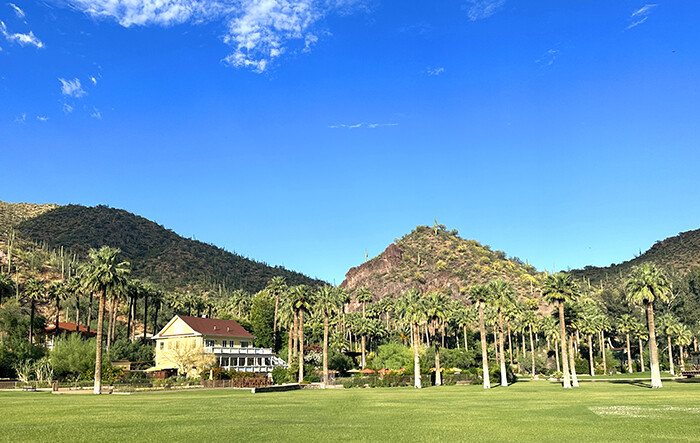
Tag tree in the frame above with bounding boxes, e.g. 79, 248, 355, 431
625, 263, 671, 388
355, 286, 374, 369
315, 286, 343, 385
289, 285, 312, 383
249, 291, 275, 348
487, 279, 515, 387
80, 246, 130, 394
0, 272, 15, 307
265, 276, 287, 350
674, 323, 693, 370
23, 278, 46, 345
47, 281, 67, 332
521, 309, 539, 377
424, 292, 449, 386
632, 322, 648, 372
469, 284, 491, 389
162, 338, 216, 376
617, 314, 639, 373
658, 313, 679, 375
396, 289, 425, 388
542, 273, 578, 389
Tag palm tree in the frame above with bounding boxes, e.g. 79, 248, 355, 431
469, 284, 491, 389
24, 278, 46, 344
65, 276, 82, 327
617, 314, 638, 373
424, 292, 448, 386
625, 263, 670, 388
576, 300, 599, 376
266, 276, 287, 349
542, 316, 561, 373
674, 323, 693, 371
487, 279, 515, 387
80, 246, 130, 394
521, 309, 539, 377
47, 281, 67, 331
542, 273, 578, 389
315, 286, 342, 385
658, 313, 679, 375
632, 322, 648, 372
396, 289, 425, 388
0, 271, 15, 307
289, 285, 312, 383
355, 286, 374, 368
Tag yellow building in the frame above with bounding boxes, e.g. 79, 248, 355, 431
152, 315, 285, 376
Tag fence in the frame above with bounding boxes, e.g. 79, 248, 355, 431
202, 377, 269, 388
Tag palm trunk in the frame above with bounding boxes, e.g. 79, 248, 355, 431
626, 333, 633, 373
507, 322, 513, 365
554, 338, 561, 373
434, 341, 441, 386
298, 310, 304, 383
87, 293, 93, 330
667, 335, 675, 375
142, 294, 149, 340
361, 335, 366, 369
154, 300, 160, 336
588, 334, 594, 376
127, 294, 133, 339
322, 313, 329, 385
292, 312, 298, 358
463, 325, 468, 351
75, 294, 80, 327
568, 335, 579, 387
272, 293, 279, 347
679, 345, 685, 370
646, 302, 662, 388
287, 320, 293, 364
29, 300, 35, 344
600, 331, 607, 374
413, 323, 422, 388
498, 311, 507, 387
55, 296, 61, 331
94, 290, 106, 394
639, 337, 646, 372
529, 324, 535, 377
478, 301, 490, 389
558, 302, 571, 388
106, 298, 113, 349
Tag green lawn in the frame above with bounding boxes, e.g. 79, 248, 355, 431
4, 380, 700, 442
575, 371, 676, 379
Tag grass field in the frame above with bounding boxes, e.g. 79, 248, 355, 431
4, 380, 700, 442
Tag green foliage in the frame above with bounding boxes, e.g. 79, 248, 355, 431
108, 338, 154, 363
49, 335, 96, 378
248, 291, 275, 348
367, 343, 413, 370
271, 367, 293, 384
0, 300, 45, 377
328, 350, 354, 374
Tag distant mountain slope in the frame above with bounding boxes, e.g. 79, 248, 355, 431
13, 204, 323, 293
570, 228, 700, 285
0, 201, 58, 234
340, 224, 543, 302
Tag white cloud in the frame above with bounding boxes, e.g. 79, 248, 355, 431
0, 20, 44, 48
536, 49, 559, 66
14, 112, 26, 123
91, 107, 102, 119
9, 3, 25, 18
329, 122, 398, 129
627, 4, 656, 29
465, 0, 505, 21
59, 78, 86, 97
36, 115, 49, 121
64, 0, 365, 72
427, 67, 444, 76
63, 103, 74, 113
90, 75, 98, 85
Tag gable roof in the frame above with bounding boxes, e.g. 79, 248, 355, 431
44, 322, 97, 336
177, 316, 254, 338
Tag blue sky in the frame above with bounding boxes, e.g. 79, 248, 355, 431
2, 0, 700, 285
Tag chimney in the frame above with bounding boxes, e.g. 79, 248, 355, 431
213, 325, 217, 331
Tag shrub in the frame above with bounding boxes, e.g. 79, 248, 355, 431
271, 367, 292, 385
368, 343, 414, 371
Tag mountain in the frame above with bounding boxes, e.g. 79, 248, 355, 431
0, 201, 58, 234
570, 228, 700, 286
3, 202, 323, 293
340, 224, 543, 302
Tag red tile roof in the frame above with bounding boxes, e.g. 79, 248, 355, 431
178, 316, 254, 338
45, 322, 97, 336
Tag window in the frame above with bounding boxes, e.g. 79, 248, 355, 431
240, 341, 250, 348
222, 340, 228, 347
159, 342, 164, 350
205, 339, 215, 347
221, 357, 229, 367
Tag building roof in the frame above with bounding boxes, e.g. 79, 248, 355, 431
45, 322, 97, 336
177, 316, 254, 338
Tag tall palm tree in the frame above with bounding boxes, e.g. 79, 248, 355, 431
617, 314, 638, 373
355, 286, 374, 368
542, 316, 561, 372
289, 285, 312, 383
65, 276, 82, 327
47, 281, 67, 331
658, 313, 679, 375
521, 309, 539, 377
266, 276, 287, 349
632, 322, 648, 372
314, 286, 342, 385
469, 284, 491, 389
24, 278, 46, 344
674, 323, 693, 371
576, 300, 599, 376
542, 273, 578, 389
0, 271, 15, 307
487, 279, 515, 387
424, 292, 448, 386
625, 263, 670, 388
396, 289, 425, 388
80, 247, 130, 395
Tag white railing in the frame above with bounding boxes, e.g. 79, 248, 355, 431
205, 346, 274, 355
